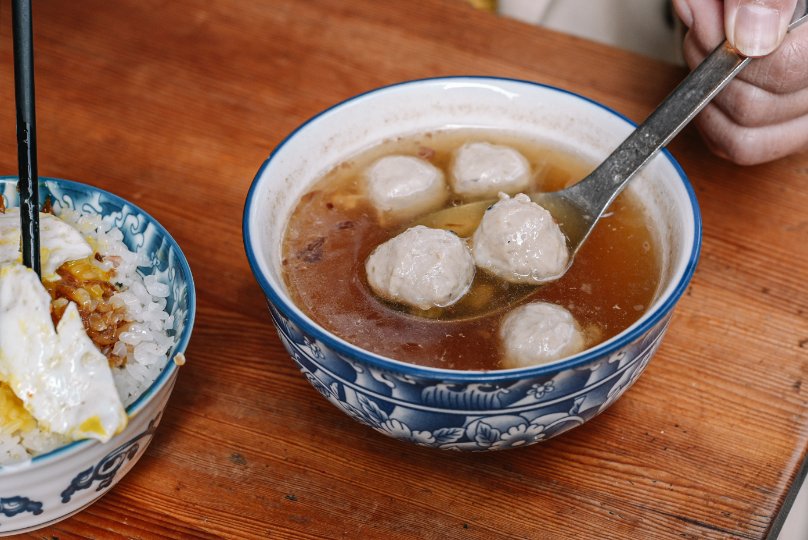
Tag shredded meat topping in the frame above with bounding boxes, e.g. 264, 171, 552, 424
45, 256, 130, 367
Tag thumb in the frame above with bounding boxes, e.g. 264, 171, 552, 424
725, 0, 799, 57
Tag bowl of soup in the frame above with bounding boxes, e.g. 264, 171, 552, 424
243, 77, 700, 451
0, 177, 195, 533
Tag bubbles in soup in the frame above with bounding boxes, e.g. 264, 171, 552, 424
281, 129, 661, 371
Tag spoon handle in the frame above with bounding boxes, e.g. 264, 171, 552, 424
565, 0, 808, 221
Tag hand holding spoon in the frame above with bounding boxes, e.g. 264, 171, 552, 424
416, 2, 808, 321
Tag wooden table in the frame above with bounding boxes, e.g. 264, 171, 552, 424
2, 1, 806, 538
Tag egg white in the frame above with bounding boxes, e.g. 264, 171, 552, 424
0, 251, 127, 443
0, 208, 93, 280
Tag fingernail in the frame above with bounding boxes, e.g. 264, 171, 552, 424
733, 3, 784, 56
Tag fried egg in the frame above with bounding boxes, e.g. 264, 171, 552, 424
0, 263, 127, 442
0, 382, 36, 435
0, 208, 93, 280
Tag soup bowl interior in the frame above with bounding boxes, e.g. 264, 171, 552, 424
244, 77, 700, 450
0, 177, 195, 534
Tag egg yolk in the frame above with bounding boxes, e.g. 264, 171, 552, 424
0, 382, 36, 434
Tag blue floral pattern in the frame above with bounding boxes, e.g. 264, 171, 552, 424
269, 303, 670, 451
61, 416, 160, 503
0, 497, 43, 523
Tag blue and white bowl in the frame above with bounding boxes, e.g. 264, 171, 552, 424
243, 77, 700, 451
0, 177, 195, 534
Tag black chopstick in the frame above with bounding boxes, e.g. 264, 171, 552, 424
12, 0, 40, 276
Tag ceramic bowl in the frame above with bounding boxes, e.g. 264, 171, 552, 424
0, 177, 195, 534
243, 77, 700, 451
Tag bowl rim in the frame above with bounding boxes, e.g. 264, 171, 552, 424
242, 75, 702, 383
0, 175, 196, 471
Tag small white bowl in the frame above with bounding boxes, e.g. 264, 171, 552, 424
0, 177, 195, 535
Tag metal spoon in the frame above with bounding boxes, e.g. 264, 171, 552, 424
415, 1, 808, 320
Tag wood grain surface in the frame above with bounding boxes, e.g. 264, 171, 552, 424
1, 1, 806, 538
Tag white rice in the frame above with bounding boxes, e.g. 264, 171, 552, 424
0, 208, 175, 465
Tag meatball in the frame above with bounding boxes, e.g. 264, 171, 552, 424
472, 193, 568, 283
499, 302, 585, 368
450, 142, 530, 199
364, 155, 448, 221
365, 225, 474, 310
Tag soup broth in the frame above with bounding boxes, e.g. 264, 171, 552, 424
281, 129, 660, 370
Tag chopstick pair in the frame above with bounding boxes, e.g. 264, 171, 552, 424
12, 0, 41, 276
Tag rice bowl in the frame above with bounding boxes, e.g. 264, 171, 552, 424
0, 176, 195, 535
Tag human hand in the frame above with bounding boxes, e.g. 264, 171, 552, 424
673, 0, 808, 164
